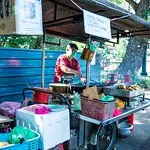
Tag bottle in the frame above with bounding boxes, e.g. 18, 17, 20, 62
73, 92, 81, 111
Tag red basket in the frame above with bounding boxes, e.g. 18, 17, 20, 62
81, 96, 115, 120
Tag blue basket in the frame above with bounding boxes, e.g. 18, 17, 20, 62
0, 130, 40, 150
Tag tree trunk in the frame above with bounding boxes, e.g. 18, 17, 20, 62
116, 0, 149, 75
116, 36, 148, 74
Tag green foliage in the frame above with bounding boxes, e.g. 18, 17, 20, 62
142, 9, 150, 21
109, 0, 124, 5
72, 41, 85, 52
45, 36, 71, 51
97, 39, 127, 62
0, 35, 71, 50
0, 35, 42, 49
138, 77, 150, 88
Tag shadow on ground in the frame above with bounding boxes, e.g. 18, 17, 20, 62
115, 107, 150, 150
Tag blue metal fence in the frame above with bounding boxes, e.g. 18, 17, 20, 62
0, 48, 100, 103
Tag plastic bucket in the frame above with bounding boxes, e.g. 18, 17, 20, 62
33, 88, 50, 104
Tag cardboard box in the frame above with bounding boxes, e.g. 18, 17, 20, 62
0, 0, 43, 35
83, 86, 100, 100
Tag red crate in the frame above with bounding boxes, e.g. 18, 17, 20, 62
81, 96, 115, 120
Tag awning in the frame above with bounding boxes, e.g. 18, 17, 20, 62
42, 0, 150, 42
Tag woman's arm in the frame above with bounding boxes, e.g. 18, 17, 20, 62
61, 65, 82, 78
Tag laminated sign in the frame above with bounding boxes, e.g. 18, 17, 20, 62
83, 10, 111, 40
0, 0, 43, 35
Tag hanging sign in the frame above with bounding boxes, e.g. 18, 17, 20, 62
83, 10, 111, 40
0, 0, 43, 35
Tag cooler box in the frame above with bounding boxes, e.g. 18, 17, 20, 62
16, 107, 70, 150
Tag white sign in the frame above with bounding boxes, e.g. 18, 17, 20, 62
83, 10, 111, 40
15, 0, 43, 35
0, 0, 43, 35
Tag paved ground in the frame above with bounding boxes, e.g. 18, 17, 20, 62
115, 92, 150, 150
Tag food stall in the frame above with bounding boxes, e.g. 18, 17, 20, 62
41, 0, 150, 150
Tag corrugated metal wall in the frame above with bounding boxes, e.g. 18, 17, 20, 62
0, 48, 90, 103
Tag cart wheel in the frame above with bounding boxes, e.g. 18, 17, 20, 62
96, 123, 116, 150
88, 123, 116, 150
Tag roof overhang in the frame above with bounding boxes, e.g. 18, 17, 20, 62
42, 0, 150, 42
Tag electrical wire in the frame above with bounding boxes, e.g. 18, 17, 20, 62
70, 0, 83, 11
111, 14, 131, 21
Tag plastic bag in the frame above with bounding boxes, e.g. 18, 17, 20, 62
0, 102, 21, 117
9, 126, 36, 144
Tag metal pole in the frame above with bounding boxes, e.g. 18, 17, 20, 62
86, 36, 91, 88
42, 34, 46, 88
86, 61, 90, 88
141, 44, 148, 76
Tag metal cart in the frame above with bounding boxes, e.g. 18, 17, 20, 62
22, 87, 150, 150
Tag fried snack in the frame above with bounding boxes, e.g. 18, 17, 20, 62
118, 84, 126, 90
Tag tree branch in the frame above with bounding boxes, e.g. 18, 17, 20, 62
125, 0, 138, 11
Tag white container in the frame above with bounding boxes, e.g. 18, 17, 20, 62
16, 106, 70, 150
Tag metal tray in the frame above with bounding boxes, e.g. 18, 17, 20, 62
103, 85, 145, 98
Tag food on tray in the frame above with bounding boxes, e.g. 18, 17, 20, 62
117, 84, 141, 91
130, 84, 141, 90
126, 86, 134, 91
0, 142, 9, 147
117, 84, 126, 90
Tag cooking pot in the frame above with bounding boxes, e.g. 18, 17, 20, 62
49, 83, 71, 93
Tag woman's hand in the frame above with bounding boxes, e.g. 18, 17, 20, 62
75, 71, 82, 78
80, 77, 86, 83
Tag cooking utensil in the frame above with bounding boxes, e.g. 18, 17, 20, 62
49, 83, 71, 93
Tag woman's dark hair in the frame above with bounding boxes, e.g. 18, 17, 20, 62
68, 43, 78, 50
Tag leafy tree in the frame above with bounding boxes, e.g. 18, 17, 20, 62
0, 35, 42, 49
109, 0, 150, 75
0, 35, 71, 50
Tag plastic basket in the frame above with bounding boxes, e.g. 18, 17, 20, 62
81, 96, 115, 120
0, 129, 40, 150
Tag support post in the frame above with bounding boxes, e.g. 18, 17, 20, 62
86, 36, 91, 88
86, 61, 90, 88
42, 34, 46, 88
141, 44, 148, 76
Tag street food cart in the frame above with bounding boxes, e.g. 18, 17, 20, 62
41, 0, 150, 149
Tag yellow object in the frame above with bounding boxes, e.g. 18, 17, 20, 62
118, 84, 126, 90
0, 142, 9, 147
115, 99, 125, 109
118, 83, 142, 91
99, 93, 105, 98
49, 87, 53, 91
